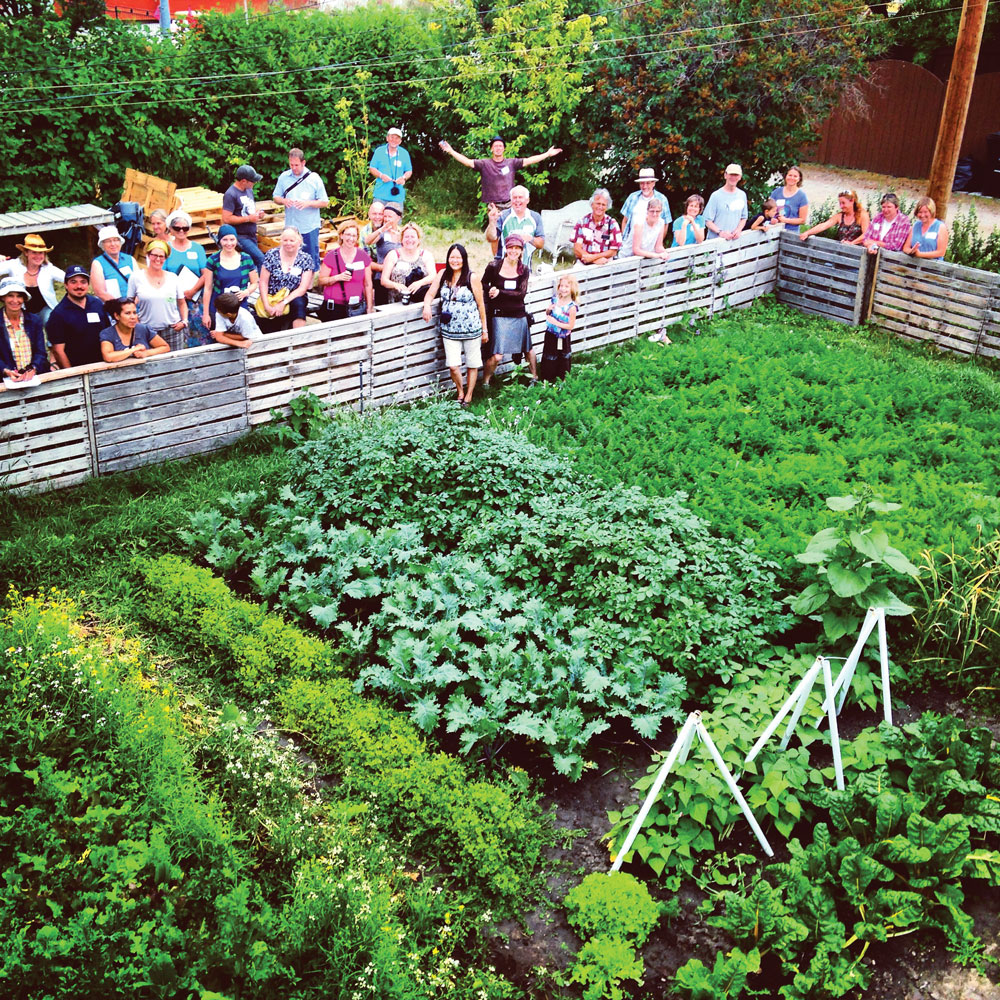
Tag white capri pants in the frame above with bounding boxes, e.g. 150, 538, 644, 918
443, 336, 483, 369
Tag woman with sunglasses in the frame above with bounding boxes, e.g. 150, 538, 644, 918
163, 211, 211, 345
126, 239, 188, 351
99, 297, 170, 363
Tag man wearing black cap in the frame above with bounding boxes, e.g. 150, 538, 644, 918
222, 164, 266, 270
438, 136, 561, 209
46, 265, 108, 369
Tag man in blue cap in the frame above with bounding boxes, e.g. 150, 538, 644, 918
438, 135, 562, 210
46, 265, 108, 369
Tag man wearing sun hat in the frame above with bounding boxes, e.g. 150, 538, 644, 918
437, 134, 562, 209
0, 233, 66, 326
618, 168, 671, 251
45, 265, 108, 370
369, 127, 413, 206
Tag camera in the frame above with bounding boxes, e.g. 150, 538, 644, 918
440, 311, 452, 324
390, 185, 400, 196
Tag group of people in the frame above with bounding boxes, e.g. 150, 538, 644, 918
1, 134, 952, 393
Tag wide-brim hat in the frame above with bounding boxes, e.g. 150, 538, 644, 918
97, 225, 122, 245
0, 277, 29, 300
635, 168, 658, 183
16, 233, 54, 254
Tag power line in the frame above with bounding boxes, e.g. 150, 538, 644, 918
4, 0, 907, 91
4, 0, 900, 110
1, 14, 883, 118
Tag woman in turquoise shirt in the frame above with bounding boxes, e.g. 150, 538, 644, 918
902, 197, 949, 260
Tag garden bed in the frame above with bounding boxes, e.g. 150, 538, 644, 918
2, 299, 999, 999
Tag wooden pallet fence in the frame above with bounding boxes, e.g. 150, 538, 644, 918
776, 231, 870, 325
0, 374, 94, 492
0, 231, 804, 494
88, 350, 250, 474
245, 317, 370, 423
870, 253, 1000, 359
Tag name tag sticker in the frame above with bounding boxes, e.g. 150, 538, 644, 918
729, 200, 741, 211
86, 311, 101, 323
500, 166, 509, 175
348, 295, 361, 305
503, 279, 517, 290
188, 251, 198, 260
350, 261, 365, 271
290, 266, 302, 276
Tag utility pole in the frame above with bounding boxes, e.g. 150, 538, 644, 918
927, 0, 990, 221
159, 0, 170, 36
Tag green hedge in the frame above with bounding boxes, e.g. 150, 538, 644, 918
139, 555, 549, 912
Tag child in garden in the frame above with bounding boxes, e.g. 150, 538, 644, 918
749, 199, 782, 232
540, 274, 579, 382
212, 292, 261, 348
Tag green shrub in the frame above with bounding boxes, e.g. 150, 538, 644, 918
140, 556, 550, 914
564, 872, 660, 946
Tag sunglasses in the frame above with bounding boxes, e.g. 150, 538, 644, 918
171, 225, 190, 232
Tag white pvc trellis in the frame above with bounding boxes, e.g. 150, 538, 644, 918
609, 607, 895, 871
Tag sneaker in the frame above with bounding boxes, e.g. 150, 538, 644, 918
647, 329, 665, 343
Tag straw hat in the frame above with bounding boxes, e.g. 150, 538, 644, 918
634, 168, 659, 183
16, 233, 54, 254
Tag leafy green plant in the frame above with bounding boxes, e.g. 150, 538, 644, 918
608, 649, 902, 886
265, 389, 332, 448
182, 405, 790, 776
789, 488, 921, 641
685, 713, 1000, 999
673, 947, 763, 999
564, 872, 660, 947
139, 555, 550, 914
570, 935, 646, 1000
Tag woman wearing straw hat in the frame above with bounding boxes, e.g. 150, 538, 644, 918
0, 277, 49, 384
0, 233, 65, 327
90, 226, 137, 302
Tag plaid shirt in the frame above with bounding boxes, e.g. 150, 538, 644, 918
573, 213, 622, 256
4, 313, 31, 370
863, 211, 910, 252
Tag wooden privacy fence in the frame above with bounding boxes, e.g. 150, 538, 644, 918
776, 231, 1000, 359
1, 233, 779, 494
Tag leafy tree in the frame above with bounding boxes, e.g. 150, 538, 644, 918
430, 0, 605, 203
869, 0, 1000, 67
583, 0, 884, 204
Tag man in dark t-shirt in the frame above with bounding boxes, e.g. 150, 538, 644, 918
221, 164, 266, 270
46, 265, 108, 369
438, 135, 562, 208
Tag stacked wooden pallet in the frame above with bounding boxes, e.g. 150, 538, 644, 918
257, 214, 355, 257
173, 186, 278, 250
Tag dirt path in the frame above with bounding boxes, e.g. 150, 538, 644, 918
801, 161, 1000, 229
